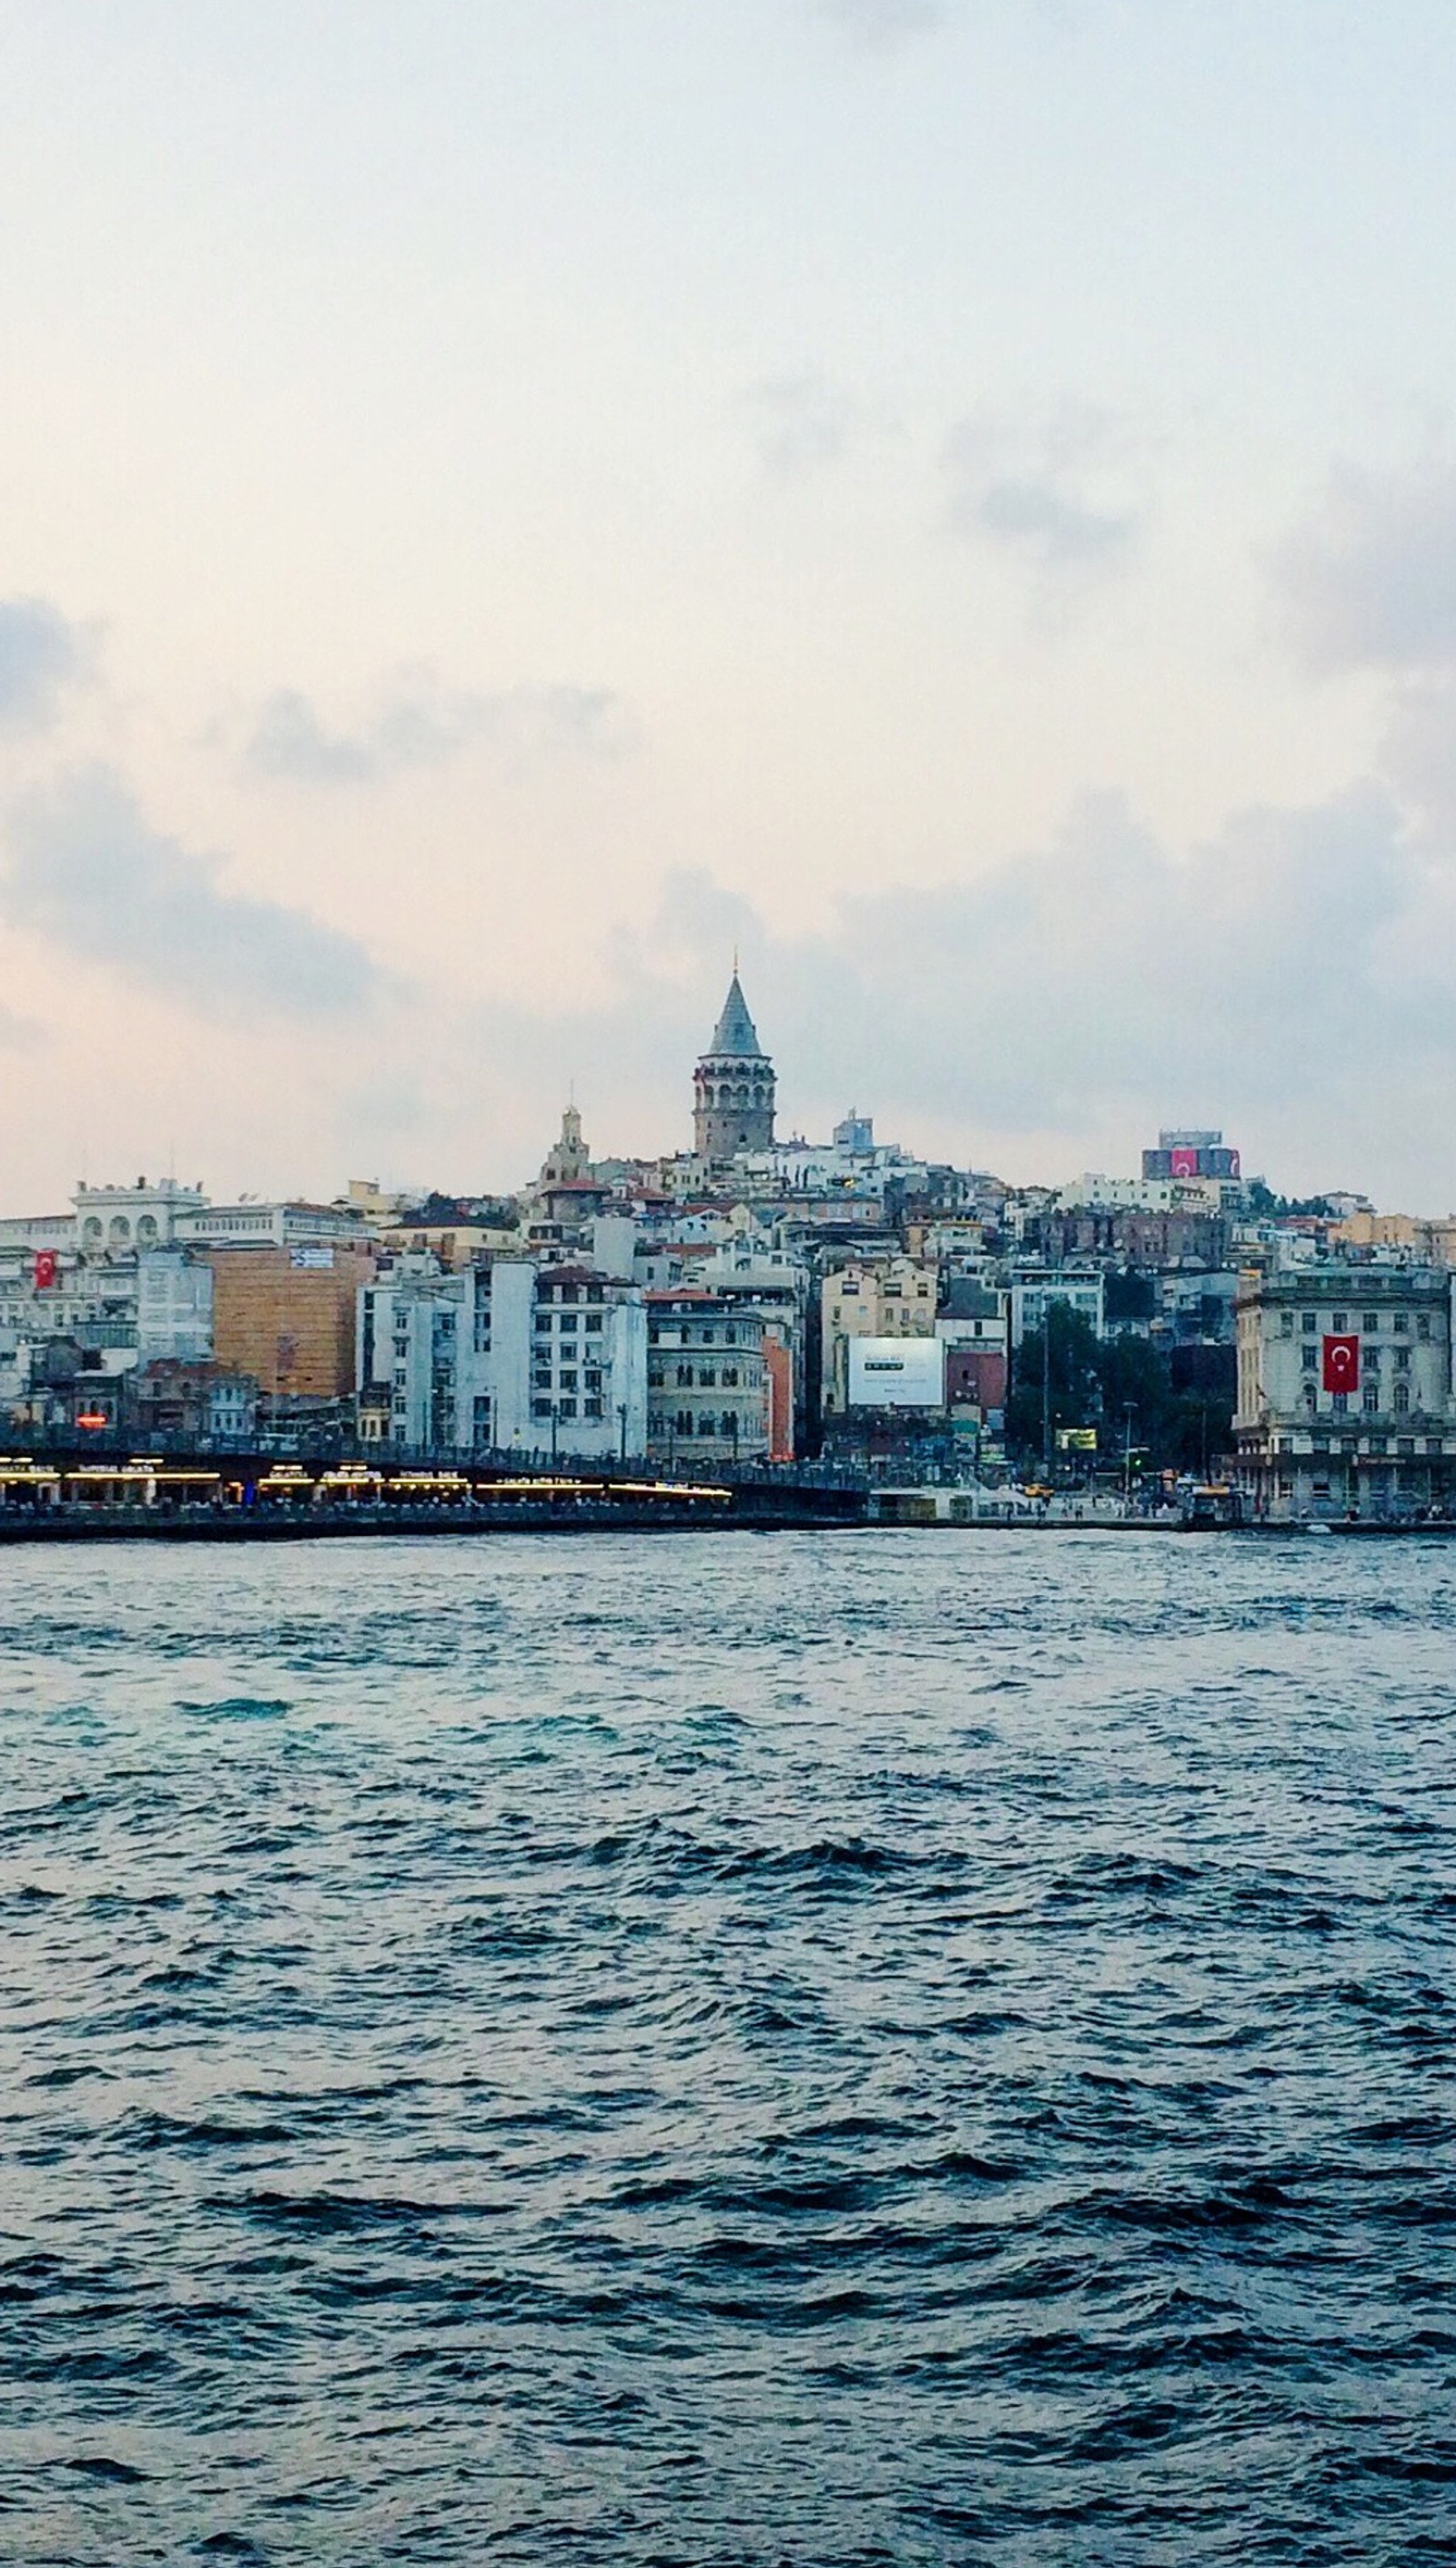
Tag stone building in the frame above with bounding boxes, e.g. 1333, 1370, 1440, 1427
1233, 1262, 1456, 1519
693, 974, 775, 1163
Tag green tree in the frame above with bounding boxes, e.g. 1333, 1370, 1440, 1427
1005, 1304, 1103, 1462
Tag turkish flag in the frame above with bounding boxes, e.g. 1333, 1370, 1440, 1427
34, 1251, 56, 1290
1322, 1333, 1360, 1393
1169, 1147, 1198, 1178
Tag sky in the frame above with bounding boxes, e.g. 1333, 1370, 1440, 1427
5, 0, 1456, 1209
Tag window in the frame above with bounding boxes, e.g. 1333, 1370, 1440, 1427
1363, 1384, 1379, 1412
559, 1313, 578, 1334
1332, 1392, 1348, 1416
585, 1399, 603, 1420
1418, 1313, 1431, 1340
721, 1411, 738, 1440
698, 1415, 716, 1437
531, 1399, 551, 1420
1302, 1312, 1317, 1333
584, 1370, 602, 1391
723, 1367, 739, 1387
676, 1363, 693, 1388
1363, 1312, 1380, 1335
558, 1399, 576, 1420
560, 1370, 578, 1392
1281, 1311, 1295, 1336
1394, 1381, 1411, 1415
675, 1410, 693, 1435
1302, 1382, 1318, 1413
533, 1314, 551, 1336
585, 1314, 603, 1335
1396, 1348, 1411, 1372
1332, 1310, 1348, 1332
532, 1368, 551, 1391
648, 1370, 663, 1390
1301, 1345, 1318, 1370
698, 1368, 716, 1388
1394, 1311, 1410, 1334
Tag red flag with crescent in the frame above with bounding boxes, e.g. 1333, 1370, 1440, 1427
1322, 1334, 1360, 1394
1169, 1147, 1198, 1178
34, 1250, 56, 1289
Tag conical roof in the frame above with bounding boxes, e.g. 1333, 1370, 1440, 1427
705, 972, 765, 1060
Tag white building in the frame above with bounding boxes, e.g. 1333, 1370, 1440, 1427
358, 1256, 647, 1461
1234, 1263, 1456, 1520
1006, 1270, 1107, 1350
177, 1200, 368, 1250
136, 1249, 214, 1364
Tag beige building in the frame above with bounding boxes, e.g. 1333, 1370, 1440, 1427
821, 1257, 937, 1415
203, 1243, 376, 1404
1330, 1210, 1456, 1263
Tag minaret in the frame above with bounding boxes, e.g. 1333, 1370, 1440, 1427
693, 971, 776, 1162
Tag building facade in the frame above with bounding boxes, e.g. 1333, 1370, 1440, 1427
646, 1287, 771, 1466
1234, 1263, 1456, 1519
821, 1256, 938, 1414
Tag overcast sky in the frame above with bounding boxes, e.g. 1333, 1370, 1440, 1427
5, 1, 1456, 1208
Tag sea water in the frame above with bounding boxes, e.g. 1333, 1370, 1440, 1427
2, 1532, 1453, 2564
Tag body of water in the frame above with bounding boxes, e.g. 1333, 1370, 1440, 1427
3, 1532, 1453, 2564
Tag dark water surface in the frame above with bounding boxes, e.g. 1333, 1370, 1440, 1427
3, 1532, 1454, 2565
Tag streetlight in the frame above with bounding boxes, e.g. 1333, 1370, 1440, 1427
1123, 1400, 1137, 1509
617, 1402, 628, 1466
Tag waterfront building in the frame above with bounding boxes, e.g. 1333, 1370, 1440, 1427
203, 1242, 376, 1405
1234, 1263, 1456, 1520
645, 1287, 771, 1467
693, 974, 776, 1163
128, 1360, 258, 1443
359, 1255, 646, 1460
526, 1263, 647, 1461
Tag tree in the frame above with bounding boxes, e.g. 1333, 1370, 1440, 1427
1005, 1305, 1103, 1461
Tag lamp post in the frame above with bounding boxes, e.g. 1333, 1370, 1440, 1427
1123, 1400, 1137, 1510
617, 1402, 628, 1466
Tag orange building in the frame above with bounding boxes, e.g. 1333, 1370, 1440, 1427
200, 1244, 376, 1402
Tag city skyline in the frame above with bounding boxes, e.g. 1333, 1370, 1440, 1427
5, 6, 1456, 1206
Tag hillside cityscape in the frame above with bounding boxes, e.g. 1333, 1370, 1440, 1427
3, 970, 1452, 1524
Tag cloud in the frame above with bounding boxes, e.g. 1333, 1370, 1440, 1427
817, 0, 949, 46
945, 408, 1139, 577
2, 765, 383, 1015
745, 374, 867, 476
243, 670, 628, 786
1272, 460, 1456, 674
478, 784, 1456, 1201
0, 598, 92, 731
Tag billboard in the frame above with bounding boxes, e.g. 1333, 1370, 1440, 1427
847, 1335, 945, 1410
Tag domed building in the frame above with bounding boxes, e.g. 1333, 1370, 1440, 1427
693, 972, 776, 1163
